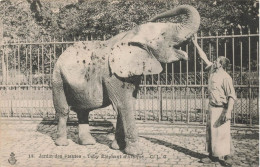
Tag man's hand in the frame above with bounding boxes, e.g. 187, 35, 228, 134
192, 34, 198, 46
222, 110, 232, 122
223, 98, 235, 122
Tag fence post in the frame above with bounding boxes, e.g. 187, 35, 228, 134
158, 85, 162, 122
186, 81, 189, 124
248, 27, 252, 126
248, 81, 252, 126
200, 31, 205, 124
186, 44, 189, 124
144, 76, 147, 122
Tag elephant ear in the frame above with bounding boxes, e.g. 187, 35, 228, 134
109, 42, 163, 78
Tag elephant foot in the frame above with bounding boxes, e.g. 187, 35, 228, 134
111, 139, 120, 150
111, 136, 126, 150
55, 137, 69, 146
79, 135, 96, 145
124, 141, 142, 155
78, 124, 96, 145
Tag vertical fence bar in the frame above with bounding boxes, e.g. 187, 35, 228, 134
232, 29, 235, 80
216, 31, 219, 58
151, 82, 154, 120
18, 39, 21, 118
11, 41, 16, 117
240, 28, 243, 84
257, 29, 259, 73
54, 37, 56, 61
186, 44, 189, 123
248, 28, 252, 126
171, 63, 175, 122
5, 44, 10, 117
37, 48, 40, 83
30, 40, 33, 118
159, 85, 162, 122
209, 33, 212, 61
1, 46, 5, 116
13, 41, 16, 86
165, 63, 168, 120
53, 37, 57, 117
200, 32, 205, 124
166, 63, 168, 84
240, 29, 243, 123
144, 75, 147, 121
224, 29, 227, 58
25, 39, 30, 118
231, 29, 236, 124
257, 41, 259, 73
151, 74, 155, 119
151, 74, 154, 118
256, 37, 259, 122
137, 89, 140, 120
53, 37, 57, 116
42, 37, 45, 118
6, 47, 8, 87
179, 47, 182, 121
171, 84, 174, 122
37, 45, 40, 117
194, 43, 197, 84
62, 37, 64, 53
232, 29, 237, 124
49, 46, 52, 86
25, 42, 28, 84
194, 43, 197, 121
158, 72, 162, 122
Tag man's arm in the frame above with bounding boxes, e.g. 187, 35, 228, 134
223, 97, 235, 121
192, 34, 213, 69
222, 77, 237, 122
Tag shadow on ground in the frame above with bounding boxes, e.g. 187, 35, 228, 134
36, 118, 209, 158
36, 117, 115, 148
141, 136, 208, 160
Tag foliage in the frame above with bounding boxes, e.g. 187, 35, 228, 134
0, 0, 48, 42
0, 0, 258, 41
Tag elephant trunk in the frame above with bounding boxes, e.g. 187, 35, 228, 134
149, 5, 200, 39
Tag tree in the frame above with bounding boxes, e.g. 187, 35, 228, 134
0, 0, 258, 41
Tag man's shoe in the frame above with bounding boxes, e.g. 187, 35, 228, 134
219, 155, 233, 166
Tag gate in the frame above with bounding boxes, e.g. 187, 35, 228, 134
0, 29, 259, 126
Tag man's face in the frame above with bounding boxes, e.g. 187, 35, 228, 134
212, 58, 222, 69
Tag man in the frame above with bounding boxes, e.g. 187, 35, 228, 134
192, 34, 236, 166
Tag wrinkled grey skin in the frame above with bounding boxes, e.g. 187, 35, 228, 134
52, 5, 200, 155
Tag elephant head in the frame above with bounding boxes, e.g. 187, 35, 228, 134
109, 5, 200, 78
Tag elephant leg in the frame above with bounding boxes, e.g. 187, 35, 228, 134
76, 110, 96, 145
111, 113, 126, 150
118, 103, 142, 155
52, 75, 70, 146
104, 76, 142, 155
55, 114, 69, 146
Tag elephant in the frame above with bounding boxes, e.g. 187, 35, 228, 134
52, 5, 200, 155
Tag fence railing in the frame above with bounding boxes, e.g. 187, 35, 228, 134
0, 30, 259, 126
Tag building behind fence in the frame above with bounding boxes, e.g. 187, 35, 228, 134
0, 29, 259, 126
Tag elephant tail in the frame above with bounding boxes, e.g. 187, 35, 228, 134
52, 62, 70, 118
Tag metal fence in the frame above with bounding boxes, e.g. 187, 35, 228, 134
0, 29, 259, 126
